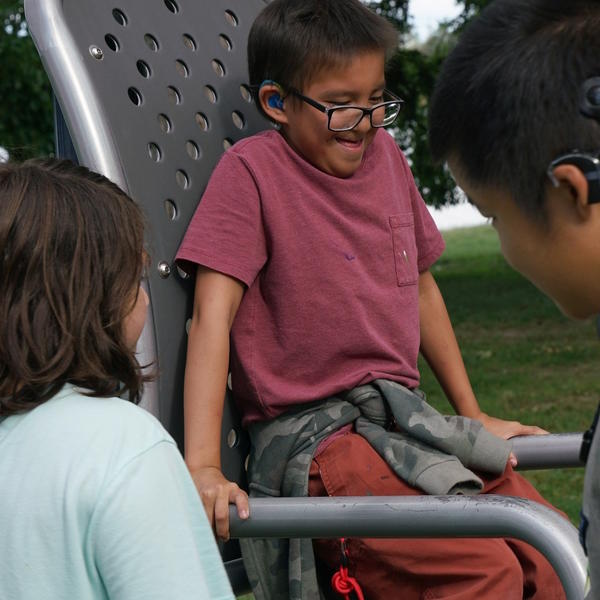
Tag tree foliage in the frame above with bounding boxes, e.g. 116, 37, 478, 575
0, 0, 54, 160
0, 0, 492, 202
386, 30, 462, 207
371, 0, 493, 207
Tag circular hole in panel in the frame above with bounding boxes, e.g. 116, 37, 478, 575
136, 59, 152, 78
164, 199, 178, 220
223, 138, 233, 150
182, 33, 197, 51
186, 140, 201, 160
218, 34, 232, 51
175, 59, 189, 78
164, 0, 179, 14
224, 10, 238, 27
195, 113, 209, 131
204, 85, 217, 103
185, 318, 192, 334
177, 265, 190, 280
105, 34, 120, 52
147, 142, 162, 162
176, 169, 189, 189
167, 86, 181, 105
227, 428, 239, 449
232, 111, 245, 129
158, 113, 172, 133
128, 87, 143, 106
211, 59, 225, 78
112, 8, 128, 26
240, 84, 253, 103
144, 33, 159, 52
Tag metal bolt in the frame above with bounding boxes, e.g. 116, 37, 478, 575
158, 261, 171, 279
89, 45, 104, 60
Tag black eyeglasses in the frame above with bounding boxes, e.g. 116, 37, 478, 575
287, 88, 404, 132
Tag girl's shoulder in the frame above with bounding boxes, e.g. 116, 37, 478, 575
13, 384, 175, 460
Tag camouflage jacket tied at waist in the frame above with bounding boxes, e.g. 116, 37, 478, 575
240, 378, 512, 600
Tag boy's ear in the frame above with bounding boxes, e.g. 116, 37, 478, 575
258, 83, 288, 126
550, 164, 591, 220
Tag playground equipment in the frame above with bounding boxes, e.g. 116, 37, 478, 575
24, 0, 587, 596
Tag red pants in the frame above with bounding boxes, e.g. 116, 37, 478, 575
308, 433, 566, 600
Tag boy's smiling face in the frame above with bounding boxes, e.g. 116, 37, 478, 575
279, 50, 386, 178
448, 158, 600, 321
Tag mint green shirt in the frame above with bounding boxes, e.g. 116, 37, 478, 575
0, 385, 234, 600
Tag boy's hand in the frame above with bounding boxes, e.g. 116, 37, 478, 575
474, 412, 549, 468
475, 412, 548, 439
190, 466, 249, 541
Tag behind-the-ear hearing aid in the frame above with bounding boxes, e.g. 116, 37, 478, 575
580, 77, 600, 120
548, 151, 600, 204
547, 77, 600, 204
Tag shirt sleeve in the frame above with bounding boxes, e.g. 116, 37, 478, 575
176, 150, 268, 287
396, 148, 445, 272
90, 440, 234, 600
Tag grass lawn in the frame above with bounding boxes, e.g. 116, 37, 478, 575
422, 224, 600, 523
236, 224, 599, 597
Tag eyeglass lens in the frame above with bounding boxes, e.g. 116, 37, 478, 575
329, 102, 401, 131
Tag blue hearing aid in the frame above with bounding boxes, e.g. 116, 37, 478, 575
268, 94, 284, 110
261, 79, 285, 110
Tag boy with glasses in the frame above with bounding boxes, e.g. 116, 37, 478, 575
177, 0, 564, 597
429, 0, 600, 596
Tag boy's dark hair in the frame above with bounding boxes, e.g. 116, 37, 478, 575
0, 159, 148, 415
428, 0, 600, 219
248, 0, 397, 112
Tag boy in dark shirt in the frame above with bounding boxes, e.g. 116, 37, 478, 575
429, 0, 600, 596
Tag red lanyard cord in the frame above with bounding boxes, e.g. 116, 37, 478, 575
331, 538, 365, 600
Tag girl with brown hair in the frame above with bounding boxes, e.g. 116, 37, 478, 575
0, 159, 233, 600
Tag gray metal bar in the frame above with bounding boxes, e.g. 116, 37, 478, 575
512, 433, 583, 470
25, 0, 160, 420
25, 0, 127, 188
230, 495, 587, 599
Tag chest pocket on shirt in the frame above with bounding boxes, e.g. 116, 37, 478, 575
389, 214, 418, 287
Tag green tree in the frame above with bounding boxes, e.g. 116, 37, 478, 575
369, 0, 492, 207
366, 0, 410, 33
0, 0, 492, 201
0, 0, 54, 160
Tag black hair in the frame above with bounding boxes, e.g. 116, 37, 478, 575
428, 0, 600, 219
248, 0, 397, 116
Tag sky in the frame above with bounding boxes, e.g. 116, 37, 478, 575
410, 0, 463, 40
411, 0, 487, 230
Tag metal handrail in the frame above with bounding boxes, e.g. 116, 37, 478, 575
512, 432, 584, 470
231, 495, 587, 599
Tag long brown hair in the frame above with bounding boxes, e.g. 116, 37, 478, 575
0, 159, 148, 415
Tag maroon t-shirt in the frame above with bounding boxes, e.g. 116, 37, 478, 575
177, 129, 445, 424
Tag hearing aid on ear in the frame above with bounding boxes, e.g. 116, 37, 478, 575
260, 79, 285, 110
549, 78, 600, 203
268, 94, 284, 110
548, 151, 600, 204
